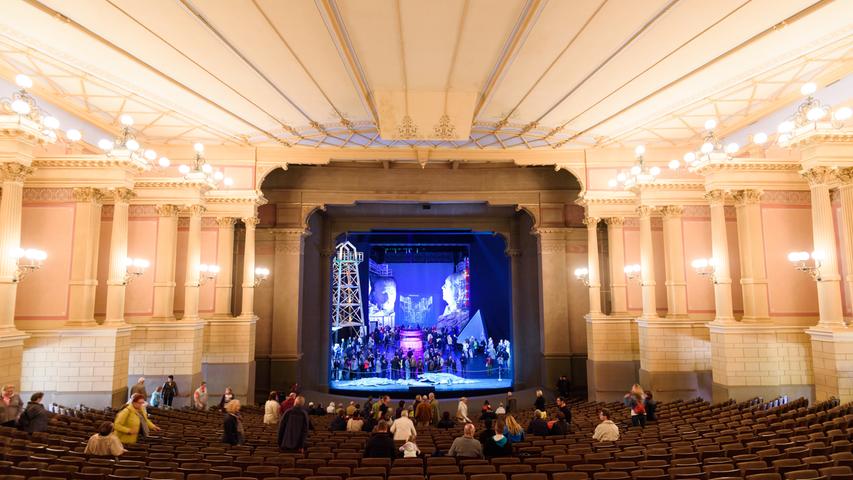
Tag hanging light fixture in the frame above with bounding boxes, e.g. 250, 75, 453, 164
177, 143, 234, 187
1, 73, 74, 143
670, 119, 739, 173
98, 114, 170, 170
608, 145, 662, 188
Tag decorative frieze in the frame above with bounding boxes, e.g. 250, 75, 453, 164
22, 187, 73, 202
605, 216, 624, 226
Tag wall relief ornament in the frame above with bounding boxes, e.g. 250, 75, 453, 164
22, 188, 73, 202
760, 190, 811, 205
704, 189, 729, 205
582, 216, 600, 227
242, 216, 260, 228
836, 167, 853, 185
636, 205, 655, 217
185, 204, 206, 217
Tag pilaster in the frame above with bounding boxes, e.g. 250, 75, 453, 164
66, 187, 106, 327
0, 163, 33, 334
104, 188, 135, 326
660, 205, 688, 318
838, 168, 853, 323
213, 217, 237, 317
536, 227, 572, 385
151, 204, 179, 322
583, 217, 601, 314
271, 228, 308, 385
182, 205, 204, 322
240, 217, 259, 318
706, 190, 736, 323
605, 217, 628, 314
637, 206, 658, 319
732, 189, 770, 323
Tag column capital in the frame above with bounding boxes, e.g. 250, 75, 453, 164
72, 187, 106, 203
835, 167, 853, 186
605, 216, 625, 226
112, 187, 135, 203
242, 216, 260, 228
216, 217, 238, 228
732, 189, 763, 206
704, 189, 729, 205
186, 204, 205, 217
156, 204, 179, 217
659, 205, 684, 218
801, 166, 837, 186
636, 205, 655, 218
582, 216, 600, 227
0, 162, 34, 182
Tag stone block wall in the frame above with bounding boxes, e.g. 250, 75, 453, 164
809, 329, 853, 402
0, 334, 26, 389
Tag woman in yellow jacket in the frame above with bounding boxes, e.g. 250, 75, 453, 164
114, 393, 161, 444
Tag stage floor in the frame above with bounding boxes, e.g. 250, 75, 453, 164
329, 375, 512, 393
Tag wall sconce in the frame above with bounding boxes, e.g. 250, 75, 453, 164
254, 267, 270, 286
624, 264, 641, 283
123, 257, 150, 285
788, 250, 822, 281
198, 264, 220, 284
691, 257, 717, 283
11, 248, 46, 282
574, 267, 590, 286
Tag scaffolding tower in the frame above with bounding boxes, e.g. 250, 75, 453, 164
331, 241, 366, 339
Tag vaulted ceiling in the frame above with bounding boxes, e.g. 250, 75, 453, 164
0, 0, 851, 150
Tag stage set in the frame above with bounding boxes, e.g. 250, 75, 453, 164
328, 231, 513, 395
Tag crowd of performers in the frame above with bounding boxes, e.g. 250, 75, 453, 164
330, 325, 511, 381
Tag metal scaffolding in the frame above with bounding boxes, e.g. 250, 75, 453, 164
331, 241, 366, 339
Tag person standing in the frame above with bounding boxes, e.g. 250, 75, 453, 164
390, 410, 417, 441
506, 391, 517, 413
222, 400, 244, 446
534, 390, 546, 411
456, 397, 471, 423
17, 392, 49, 433
193, 382, 208, 410
429, 392, 440, 426
114, 394, 160, 444
161, 376, 178, 409
218, 387, 235, 411
278, 396, 311, 452
149, 386, 163, 408
415, 397, 432, 426
129, 378, 147, 399
623, 384, 647, 428
0, 384, 23, 428
263, 391, 280, 425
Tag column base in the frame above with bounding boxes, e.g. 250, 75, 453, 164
806, 326, 853, 402
20, 326, 132, 408
0, 329, 28, 389
587, 359, 640, 401
129, 320, 204, 407
639, 369, 712, 402
586, 313, 640, 401
637, 319, 712, 401
712, 382, 815, 404
203, 316, 257, 404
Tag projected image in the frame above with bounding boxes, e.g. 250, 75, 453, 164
329, 233, 513, 393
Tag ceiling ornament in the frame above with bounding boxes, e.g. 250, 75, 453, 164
432, 114, 456, 140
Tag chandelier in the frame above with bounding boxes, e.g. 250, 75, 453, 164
178, 143, 233, 187
749, 83, 852, 148
1, 74, 72, 143
669, 119, 740, 172
608, 145, 661, 188
98, 114, 170, 170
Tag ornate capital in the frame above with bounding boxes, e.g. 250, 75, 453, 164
156, 204, 179, 217
659, 205, 684, 218
0, 162, 34, 182
112, 187, 135, 203
732, 189, 763, 206
801, 166, 837, 186
837, 167, 853, 186
605, 216, 625, 227
704, 189, 728, 205
186, 204, 206, 217
216, 217, 237, 228
242, 216, 260, 228
636, 205, 655, 218
72, 187, 106, 203
582, 216, 599, 227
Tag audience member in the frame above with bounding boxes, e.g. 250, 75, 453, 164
557, 375, 570, 398
162, 375, 179, 408
149, 386, 163, 408
390, 409, 416, 441
222, 400, 243, 446
593, 409, 619, 442
456, 397, 471, 423
549, 411, 569, 435
363, 420, 396, 460
279, 393, 296, 415
347, 411, 364, 432
448, 423, 484, 458
557, 396, 572, 425
129, 378, 147, 399
495, 402, 506, 415
263, 391, 280, 425
326, 401, 336, 414
478, 418, 494, 445
218, 387, 235, 410
534, 389, 546, 411
346, 401, 357, 416
399, 434, 420, 458
527, 409, 549, 436
483, 418, 513, 458
114, 393, 160, 444
278, 396, 311, 452
624, 384, 647, 427
329, 409, 347, 432
506, 391, 517, 413
429, 392, 441, 426
84, 421, 126, 456
437, 411, 455, 429
17, 392, 49, 433
193, 382, 208, 410
415, 396, 432, 426
645, 391, 657, 422
503, 414, 525, 442
394, 399, 406, 419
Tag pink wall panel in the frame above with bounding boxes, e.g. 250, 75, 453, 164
222, 166, 254, 190
199, 228, 218, 313
762, 206, 818, 315
16, 204, 75, 319
94, 220, 112, 316
125, 219, 157, 316
683, 219, 715, 313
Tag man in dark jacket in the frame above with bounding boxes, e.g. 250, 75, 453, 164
17, 392, 49, 433
278, 396, 311, 452
556, 397, 572, 425
526, 411, 550, 436
363, 420, 396, 460
162, 376, 178, 409
329, 409, 347, 431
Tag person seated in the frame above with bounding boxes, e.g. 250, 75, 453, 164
447, 423, 484, 459
437, 411, 455, 429
494, 402, 506, 415
399, 434, 420, 458
480, 400, 496, 421
84, 421, 127, 456
478, 418, 494, 445
329, 409, 348, 431
483, 419, 513, 458
363, 420, 396, 460
347, 411, 364, 432
503, 414, 525, 443
592, 409, 619, 442
548, 412, 569, 436
526, 409, 550, 436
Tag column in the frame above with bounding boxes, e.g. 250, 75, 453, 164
66, 187, 105, 327
271, 228, 307, 385
606, 217, 628, 315
104, 188, 135, 326
803, 167, 845, 327
151, 205, 179, 321
706, 190, 735, 323
536, 228, 572, 385
733, 190, 770, 322
660, 206, 688, 318
182, 205, 204, 322
214, 217, 236, 317
240, 217, 259, 318
838, 168, 853, 318
584, 216, 601, 314
637, 206, 657, 319
0, 163, 33, 333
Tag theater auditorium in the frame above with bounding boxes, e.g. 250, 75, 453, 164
0, 1, 852, 479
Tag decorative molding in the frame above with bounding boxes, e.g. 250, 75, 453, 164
704, 189, 729, 205
156, 204, 179, 217
185, 204, 206, 217
801, 166, 837, 186
22, 187, 73, 202
216, 217, 237, 228
682, 205, 710, 218
636, 205, 655, 217
691, 160, 802, 175
32, 157, 147, 172
731, 189, 763, 206
659, 205, 684, 218
630, 181, 705, 193
201, 217, 217, 228
72, 187, 106, 203
242, 217, 260, 228
0, 162, 34, 182
837, 167, 853, 186
134, 179, 213, 192
788, 130, 853, 148
624, 217, 639, 228
605, 217, 625, 227
113, 187, 135, 203
129, 205, 158, 217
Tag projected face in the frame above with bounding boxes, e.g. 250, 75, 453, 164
372, 277, 397, 314
441, 272, 466, 313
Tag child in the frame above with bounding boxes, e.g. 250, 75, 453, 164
399, 434, 420, 458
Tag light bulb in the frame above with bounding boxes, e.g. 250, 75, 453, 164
701, 142, 714, 154
201, 163, 212, 174
777, 120, 794, 133
704, 119, 717, 131
574, 268, 588, 277
34, 250, 47, 261
634, 144, 646, 157
46, 130, 57, 142
223, 177, 234, 187
125, 139, 140, 151
616, 172, 627, 182
132, 258, 150, 268
42, 116, 60, 129
209, 265, 220, 273
119, 114, 134, 127
15, 74, 33, 89
691, 259, 708, 269
178, 164, 190, 175
11, 99, 30, 115
752, 132, 768, 145
683, 152, 696, 164
193, 143, 204, 153
800, 82, 817, 96
98, 139, 114, 151
608, 179, 618, 188
144, 149, 157, 161
158, 156, 171, 168
834, 106, 852, 121
778, 133, 791, 146
66, 129, 82, 142
649, 166, 661, 176
630, 165, 641, 175
787, 252, 800, 263
725, 143, 739, 154
707, 257, 718, 267
668, 159, 680, 170
124, 257, 135, 267
199, 264, 209, 272
213, 171, 224, 181
811, 250, 825, 261
806, 106, 826, 121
